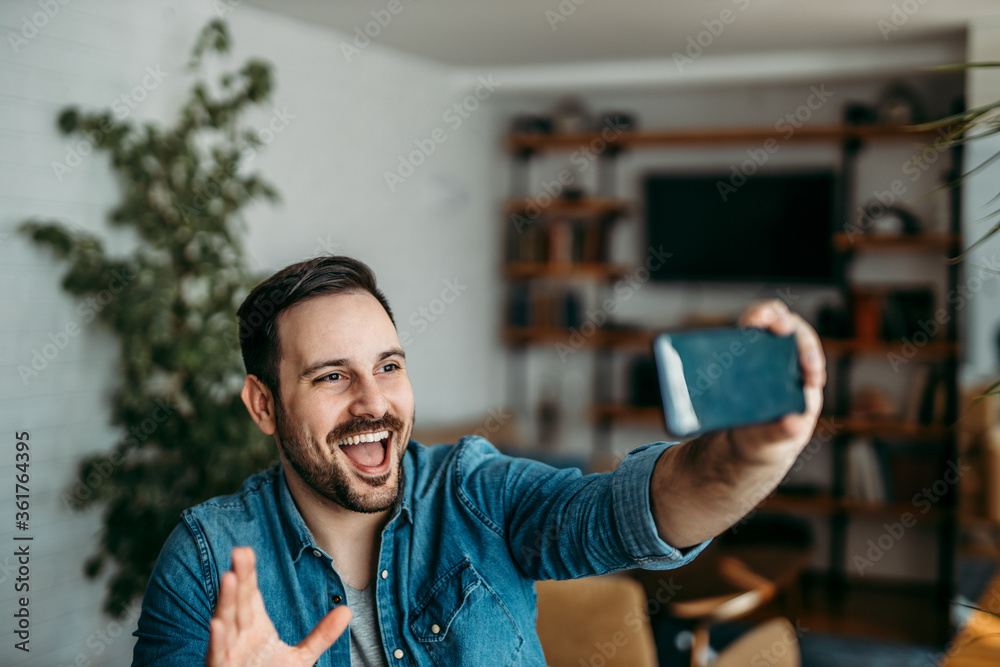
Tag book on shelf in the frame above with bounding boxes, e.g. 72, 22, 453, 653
845, 437, 887, 504
506, 284, 583, 330
506, 214, 610, 266
902, 365, 931, 424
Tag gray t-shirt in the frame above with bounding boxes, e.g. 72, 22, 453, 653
344, 583, 389, 667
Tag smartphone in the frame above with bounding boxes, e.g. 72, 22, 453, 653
652, 326, 806, 439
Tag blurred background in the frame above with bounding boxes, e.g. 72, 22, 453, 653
3, 1, 1000, 665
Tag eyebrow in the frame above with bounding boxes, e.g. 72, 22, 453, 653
298, 347, 406, 382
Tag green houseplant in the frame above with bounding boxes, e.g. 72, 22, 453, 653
919, 62, 1000, 402
20, 19, 280, 615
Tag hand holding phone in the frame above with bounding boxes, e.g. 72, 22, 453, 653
653, 326, 807, 439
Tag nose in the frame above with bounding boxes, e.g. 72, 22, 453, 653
348, 374, 390, 419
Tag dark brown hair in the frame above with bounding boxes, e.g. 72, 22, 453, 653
236, 256, 395, 397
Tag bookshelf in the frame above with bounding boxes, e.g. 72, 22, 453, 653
501, 115, 964, 638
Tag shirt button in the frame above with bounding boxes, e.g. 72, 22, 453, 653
431, 623, 441, 634
381, 569, 388, 580
393, 649, 404, 659
312, 549, 321, 558
331, 594, 343, 605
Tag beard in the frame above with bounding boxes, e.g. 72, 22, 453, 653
274, 399, 409, 514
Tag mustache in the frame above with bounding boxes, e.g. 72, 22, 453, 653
327, 414, 405, 445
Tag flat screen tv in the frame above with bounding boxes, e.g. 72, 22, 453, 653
644, 171, 837, 283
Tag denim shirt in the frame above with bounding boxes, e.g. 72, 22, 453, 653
132, 436, 708, 666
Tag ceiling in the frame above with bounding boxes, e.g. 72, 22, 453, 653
243, 0, 999, 68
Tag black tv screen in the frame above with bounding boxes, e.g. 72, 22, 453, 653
644, 171, 837, 283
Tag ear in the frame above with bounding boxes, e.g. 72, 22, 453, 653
241, 375, 277, 435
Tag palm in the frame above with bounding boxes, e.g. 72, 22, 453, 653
207, 547, 352, 667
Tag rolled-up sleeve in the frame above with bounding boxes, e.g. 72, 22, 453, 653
456, 437, 711, 581
612, 442, 710, 568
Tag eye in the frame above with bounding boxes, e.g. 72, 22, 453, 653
379, 362, 400, 373
316, 372, 343, 383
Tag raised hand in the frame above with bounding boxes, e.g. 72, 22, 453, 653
206, 547, 352, 667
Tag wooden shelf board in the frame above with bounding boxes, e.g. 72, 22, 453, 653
765, 492, 949, 521
598, 328, 657, 348
505, 197, 627, 217
591, 404, 662, 425
821, 337, 959, 359
589, 406, 953, 440
502, 327, 656, 349
833, 232, 961, 253
504, 263, 630, 280
507, 124, 943, 153
503, 327, 579, 346
838, 417, 952, 439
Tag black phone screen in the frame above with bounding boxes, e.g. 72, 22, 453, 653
653, 327, 806, 439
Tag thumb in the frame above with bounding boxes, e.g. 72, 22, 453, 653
296, 605, 352, 661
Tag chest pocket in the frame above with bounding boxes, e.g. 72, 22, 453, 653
410, 558, 524, 666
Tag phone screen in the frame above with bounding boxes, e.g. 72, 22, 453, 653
653, 327, 805, 439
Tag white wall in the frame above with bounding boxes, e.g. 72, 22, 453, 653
0, 1, 503, 664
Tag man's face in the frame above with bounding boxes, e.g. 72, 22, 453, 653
271, 291, 414, 513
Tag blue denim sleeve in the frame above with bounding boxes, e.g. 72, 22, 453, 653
132, 521, 214, 666
455, 437, 710, 581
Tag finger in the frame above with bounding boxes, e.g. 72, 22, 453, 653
234, 547, 258, 633
296, 605, 353, 661
216, 571, 237, 635
791, 316, 826, 389
207, 618, 228, 666
737, 299, 793, 334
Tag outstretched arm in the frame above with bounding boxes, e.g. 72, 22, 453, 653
649, 299, 826, 548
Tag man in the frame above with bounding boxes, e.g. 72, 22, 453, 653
132, 255, 825, 666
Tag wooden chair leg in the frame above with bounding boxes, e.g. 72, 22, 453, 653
691, 623, 711, 667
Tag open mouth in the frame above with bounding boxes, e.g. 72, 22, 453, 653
336, 429, 391, 475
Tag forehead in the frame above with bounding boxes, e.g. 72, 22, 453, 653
276, 291, 398, 365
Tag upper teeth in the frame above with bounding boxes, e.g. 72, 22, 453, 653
337, 430, 389, 447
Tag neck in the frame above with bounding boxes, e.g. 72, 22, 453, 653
280, 457, 392, 587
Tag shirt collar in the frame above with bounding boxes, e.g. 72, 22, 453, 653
276, 445, 416, 563
276, 461, 320, 563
